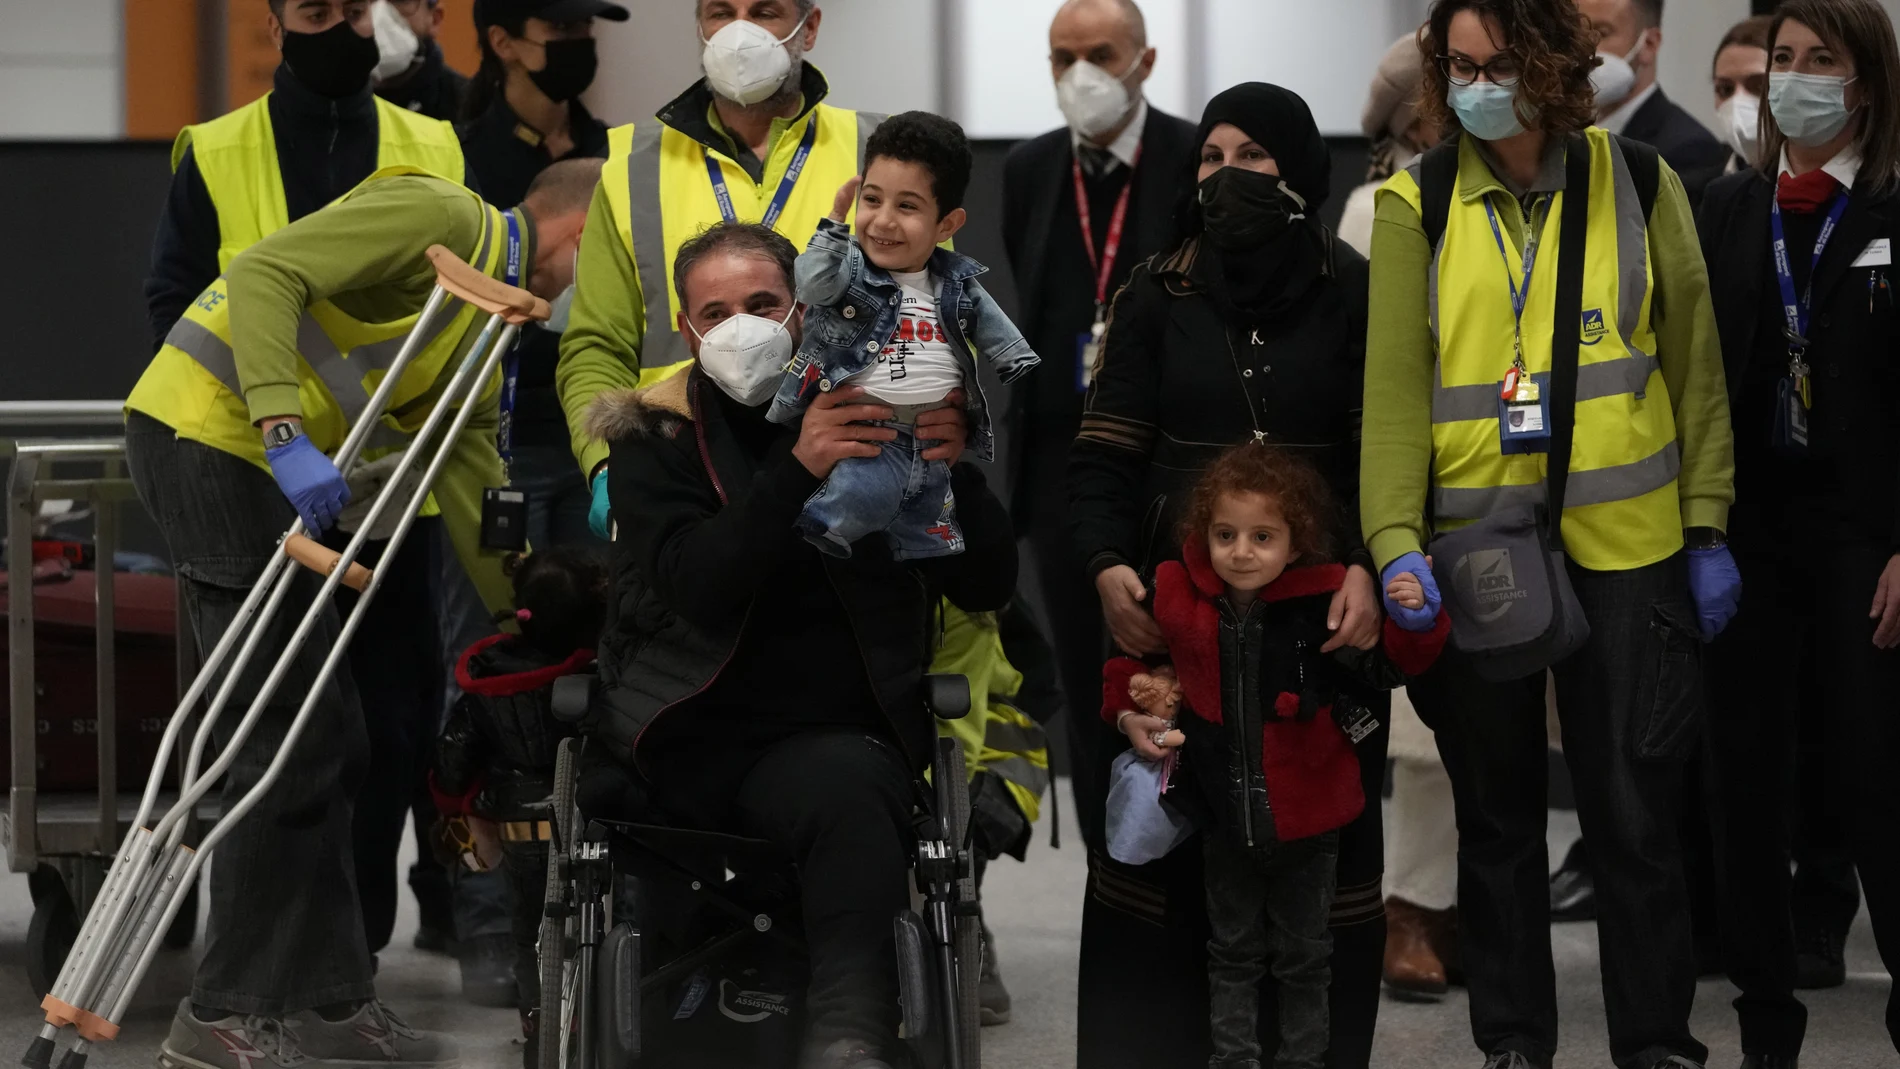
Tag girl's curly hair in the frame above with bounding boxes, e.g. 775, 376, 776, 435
1418, 0, 1600, 138
1178, 444, 1336, 565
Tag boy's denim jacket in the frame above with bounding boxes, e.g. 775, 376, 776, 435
767, 217, 1040, 462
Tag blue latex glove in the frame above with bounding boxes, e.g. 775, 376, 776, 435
1687, 544, 1742, 641
265, 434, 349, 534
588, 469, 612, 539
1381, 551, 1442, 633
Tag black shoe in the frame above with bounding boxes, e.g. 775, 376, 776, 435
1739, 1055, 1798, 1069
1649, 1057, 1703, 1069
1549, 840, 1597, 922
458, 933, 518, 1009
807, 1039, 894, 1069
1794, 928, 1846, 990
1482, 1052, 1538, 1069
412, 924, 452, 955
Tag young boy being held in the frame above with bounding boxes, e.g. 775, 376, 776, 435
769, 111, 1039, 559
1101, 445, 1447, 1069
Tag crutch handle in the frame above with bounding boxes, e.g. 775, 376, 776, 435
427, 244, 551, 325
283, 533, 373, 591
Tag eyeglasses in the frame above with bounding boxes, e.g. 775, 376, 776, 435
388, 0, 437, 13
1437, 53, 1523, 88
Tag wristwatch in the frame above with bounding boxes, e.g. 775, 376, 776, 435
262, 421, 305, 450
1685, 526, 1728, 550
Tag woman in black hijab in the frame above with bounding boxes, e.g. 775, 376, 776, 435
1068, 83, 1387, 1068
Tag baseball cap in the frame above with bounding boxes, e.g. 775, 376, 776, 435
474, 0, 631, 24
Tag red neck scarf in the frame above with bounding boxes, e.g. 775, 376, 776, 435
1777, 168, 1843, 214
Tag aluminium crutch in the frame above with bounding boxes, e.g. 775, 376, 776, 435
22, 246, 550, 1069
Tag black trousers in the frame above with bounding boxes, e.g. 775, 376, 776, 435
644, 730, 916, 1061
1407, 554, 1706, 1069
1706, 521, 1900, 1056
1075, 711, 1388, 1069
334, 520, 445, 956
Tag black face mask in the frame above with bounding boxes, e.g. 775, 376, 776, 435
527, 38, 599, 104
1198, 166, 1308, 250
281, 20, 381, 99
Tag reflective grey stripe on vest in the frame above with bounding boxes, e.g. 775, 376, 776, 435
982, 716, 1046, 757
1431, 354, 1658, 423
1432, 440, 1681, 520
983, 755, 1050, 796
626, 110, 889, 370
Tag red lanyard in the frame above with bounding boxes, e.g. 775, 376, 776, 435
1072, 143, 1141, 307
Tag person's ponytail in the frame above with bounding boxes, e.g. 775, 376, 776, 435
461, 15, 527, 123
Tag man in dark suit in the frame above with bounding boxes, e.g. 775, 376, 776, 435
1582, 0, 1731, 203
1001, 0, 1197, 857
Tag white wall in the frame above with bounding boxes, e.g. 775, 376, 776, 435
1655, 0, 1750, 132
1202, 0, 1417, 136
0, 0, 123, 138
585, 0, 942, 128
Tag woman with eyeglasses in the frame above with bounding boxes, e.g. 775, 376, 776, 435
1695, 0, 1900, 1062
1359, 1, 1735, 1067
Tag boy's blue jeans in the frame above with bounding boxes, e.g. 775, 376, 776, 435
797, 415, 965, 561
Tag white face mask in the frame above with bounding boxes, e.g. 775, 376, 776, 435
700, 13, 810, 107
1716, 91, 1761, 163
370, 0, 421, 84
1057, 56, 1141, 140
1590, 32, 1648, 111
690, 304, 799, 406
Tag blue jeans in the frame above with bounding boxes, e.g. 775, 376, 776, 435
796, 422, 963, 561
510, 444, 604, 551
1203, 830, 1339, 1069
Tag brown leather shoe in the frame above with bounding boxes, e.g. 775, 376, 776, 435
1384, 897, 1451, 1000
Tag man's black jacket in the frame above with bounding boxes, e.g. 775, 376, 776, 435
586, 369, 1018, 774
374, 40, 468, 122
1620, 88, 1730, 206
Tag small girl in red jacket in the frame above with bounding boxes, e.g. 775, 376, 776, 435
1103, 444, 1447, 1069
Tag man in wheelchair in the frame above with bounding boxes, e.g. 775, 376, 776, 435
575, 221, 1018, 1069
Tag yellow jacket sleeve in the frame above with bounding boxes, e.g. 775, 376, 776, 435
1646, 163, 1735, 533
557, 181, 646, 478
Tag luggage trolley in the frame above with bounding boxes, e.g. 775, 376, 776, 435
2, 403, 212, 999
16, 247, 549, 1069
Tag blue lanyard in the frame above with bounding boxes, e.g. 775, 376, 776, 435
1769, 190, 1850, 357
1483, 194, 1548, 369
498, 210, 523, 473
703, 113, 820, 228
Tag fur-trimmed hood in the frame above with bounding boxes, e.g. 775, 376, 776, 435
583, 365, 696, 443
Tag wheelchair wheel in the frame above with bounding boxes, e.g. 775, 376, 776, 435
538, 841, 570, 1069
553, 738, 580, 856
933, 738, 982, 1069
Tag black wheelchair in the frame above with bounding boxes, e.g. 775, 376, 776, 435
534, 674, 984, 1069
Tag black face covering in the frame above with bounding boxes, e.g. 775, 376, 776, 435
1198, 167, 1308, 251
527, 38, 599, 103
281, 21, 381, 99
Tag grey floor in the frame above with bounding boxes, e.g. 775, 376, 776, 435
0, 785, 1890, 1068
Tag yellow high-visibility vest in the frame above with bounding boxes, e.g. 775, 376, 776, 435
1379, 128, 1683, 571
599, 94, 885, 370
173, 93, 465, 272
127, 168, 509, 471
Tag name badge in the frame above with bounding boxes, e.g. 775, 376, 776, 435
1498, 373, 1551, 455
1076, 311, 1108, 392
1853, 238, 1893, 268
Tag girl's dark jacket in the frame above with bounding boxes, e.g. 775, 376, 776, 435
1103, 540, 1447, 844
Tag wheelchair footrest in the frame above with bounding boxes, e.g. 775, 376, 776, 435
894, 911, 933, 1042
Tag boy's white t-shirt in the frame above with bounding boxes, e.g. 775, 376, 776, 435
846, 269, 964, 406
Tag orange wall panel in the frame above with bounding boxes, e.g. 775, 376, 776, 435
125, 0, 201, 140
436, 0, 482, 81
227, 1, 280, 109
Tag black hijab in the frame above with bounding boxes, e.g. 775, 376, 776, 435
1179, 83, 1333, 323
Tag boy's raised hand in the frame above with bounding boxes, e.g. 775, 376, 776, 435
829, 176, 863, 224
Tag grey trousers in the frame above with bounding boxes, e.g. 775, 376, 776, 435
126, 413, 376, 1015
1203, 829, 1340, 1069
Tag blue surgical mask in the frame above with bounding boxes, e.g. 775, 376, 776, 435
1769, 71, 1859, 146
1448, 80, 1529, 141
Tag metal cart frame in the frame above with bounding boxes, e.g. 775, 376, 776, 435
2, 401, 207, 995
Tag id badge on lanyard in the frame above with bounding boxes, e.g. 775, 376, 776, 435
481, 211, 531, 552
1074, 145, 1141, 391
1486, 196, 1551, 454
1768, 192, 1848, 455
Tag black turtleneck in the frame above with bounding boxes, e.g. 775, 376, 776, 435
145, 64, 478, 351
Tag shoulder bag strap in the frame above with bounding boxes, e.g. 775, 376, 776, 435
1419, 136, 1463, 252
1546, 135, 1593, 549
